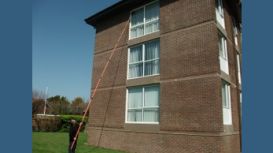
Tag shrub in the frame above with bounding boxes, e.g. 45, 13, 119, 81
32, 115, 62, 132
59, 115, 88, 132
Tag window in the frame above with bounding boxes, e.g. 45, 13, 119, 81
233, 19, 239, 47
128, 39, 160, 79
240, 92, 242, 118
219, 34, 227, 59
222, 81, 232, 125
130, 1, 160, 39
218, 33, 229, 74
215, 0, 225, 29
126, 85, 160, 123
236, 54, 241, 84
222, 81, 231, 109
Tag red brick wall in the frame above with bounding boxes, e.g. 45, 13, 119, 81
91, 47, 127, 89
94, 14, 129, 53
87, 0, 241, 152
87, 127, 240, 153
160, 76, 223, 132
160, 0, 215, 34
160, 22, 219, 80
89, 87, 126, 128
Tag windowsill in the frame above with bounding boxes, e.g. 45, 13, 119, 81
220, 71, 231, 83
128, 31, 160, 46
124, 123, 160, 133
125, 122, 159, 124
223, 124, 234, 133
126, 75, 160, 87
216, 21, 227, 37
127, 74, 160, 80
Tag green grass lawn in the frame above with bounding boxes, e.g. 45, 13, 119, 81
32, 132, 126, 153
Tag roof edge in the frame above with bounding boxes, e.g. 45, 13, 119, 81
85, 0, 128, 27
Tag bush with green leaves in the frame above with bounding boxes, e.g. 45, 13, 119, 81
59, 115, 88, 132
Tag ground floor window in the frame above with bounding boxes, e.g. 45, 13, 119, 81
222, 81, 232, 125
126, 85, 159, 123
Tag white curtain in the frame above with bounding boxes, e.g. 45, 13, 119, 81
128, 88, 142, 108
131, 26, 144, 38
128, 87, 143, 122
143, 109, 158, 122
144, 60, 159, 75
144, 86, 159, 107
131, 8, 144, 26
219, 35, 227, 59
144, 40, 159, 75
145, 41, 159, 60
127, 86, 159, 122
131, 8, 144, 38
130, 46, 142, 63
129, 46, 143, 78
129, 63, 143, 78
128, 110, 142, 122
145, 2, 159, 34
143, 86, 159, 122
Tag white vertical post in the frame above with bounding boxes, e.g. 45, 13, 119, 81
43, 87, 48, 115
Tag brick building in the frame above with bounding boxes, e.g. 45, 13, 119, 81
85, 0, 242, 153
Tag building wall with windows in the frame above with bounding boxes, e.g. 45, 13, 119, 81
85, 0, 242, 153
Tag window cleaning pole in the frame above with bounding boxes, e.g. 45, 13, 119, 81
43, 87, 48, 115
70, 20, 129, 150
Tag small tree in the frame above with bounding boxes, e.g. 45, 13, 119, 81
32, 89, 47, 115
47, 95, 70, 115
32, 98, 45, 115
71, 97, 85, 115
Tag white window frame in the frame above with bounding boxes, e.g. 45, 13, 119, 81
129, 0, 160, 39
233, 19, 239, 47
127, 39, 160, 80
222, 81, 231, 109
219, 32, 229, 74
125, 85, 160, 124
236, 54, 241, 84
215, 0, 225, 29
222, 81, 232, 125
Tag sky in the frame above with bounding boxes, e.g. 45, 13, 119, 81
32, 0, 120, 101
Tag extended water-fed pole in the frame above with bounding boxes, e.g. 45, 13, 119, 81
43, 87, 48, 115
70, 20, 129, 150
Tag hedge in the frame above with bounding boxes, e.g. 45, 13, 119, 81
59, 115, 88, 132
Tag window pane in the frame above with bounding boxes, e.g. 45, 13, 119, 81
219, 35, 227, 59
144, 60, 159, 76
222, 83, 227, 107
130, 45, 142, 63
222, 82, 230, 108
216, 0, 223, 16
143, 108, 158, 122
144, 86, 159, 107
130, 25, 144, 38
128, 88, 143, 108
145, 2, 159, 22
128, 109, 142, 122
129, 63, 143, 78
145, 20, 159, 34
131, 8, 144, 26
145, 40, 159, 60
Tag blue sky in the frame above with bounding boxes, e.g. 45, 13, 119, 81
32, 0, 120, 101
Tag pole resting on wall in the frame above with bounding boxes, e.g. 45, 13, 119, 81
70, 20, 129, 150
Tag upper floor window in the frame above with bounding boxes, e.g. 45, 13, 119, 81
236, 53, 241, 84
218, 33, 229, 74
215, 0, 225, 29
233, 19, 239, 47
128, 39, 160, 79
130, 1, 160, 39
